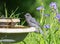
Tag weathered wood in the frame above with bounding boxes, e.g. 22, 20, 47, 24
0, 19, 20, 26
0, 19, 20, 22
0, 25, 27, 28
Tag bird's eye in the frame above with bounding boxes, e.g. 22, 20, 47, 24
27, 15, 29, 16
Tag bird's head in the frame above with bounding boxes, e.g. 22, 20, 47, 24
24, 13, 32, 19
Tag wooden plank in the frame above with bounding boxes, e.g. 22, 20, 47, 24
0, 25, 26, 28
0, 19, 20, 22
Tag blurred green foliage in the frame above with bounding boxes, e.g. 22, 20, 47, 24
0, 0, 59, 19
0, 0, 58, 18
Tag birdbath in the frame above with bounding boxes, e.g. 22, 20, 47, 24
0, 18, 36, 42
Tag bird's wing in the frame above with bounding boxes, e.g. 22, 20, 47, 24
30, 18, 40, 26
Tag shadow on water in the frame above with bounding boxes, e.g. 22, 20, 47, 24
0, 33, 28, 43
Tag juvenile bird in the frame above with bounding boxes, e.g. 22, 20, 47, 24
24, 13, 43, 35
